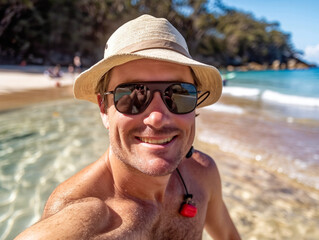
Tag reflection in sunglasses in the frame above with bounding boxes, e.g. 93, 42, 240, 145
105, 82, 198, 114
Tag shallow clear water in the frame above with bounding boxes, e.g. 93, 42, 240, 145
223, 68, 319, 121
199, 103, 319, 190
0, 99, 108, 239
215, 68, 319, 191
225, 68, 319, 98
1, 83, 318, 239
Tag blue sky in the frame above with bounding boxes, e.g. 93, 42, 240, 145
208, 0, 319, 65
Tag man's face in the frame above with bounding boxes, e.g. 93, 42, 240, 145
104, 59, 196, 176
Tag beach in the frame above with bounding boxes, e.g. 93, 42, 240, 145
1, 69, 318, 239
197, 98, 319, 239
0, 68, 74, 111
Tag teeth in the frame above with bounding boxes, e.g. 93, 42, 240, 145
139, 137, 173, 144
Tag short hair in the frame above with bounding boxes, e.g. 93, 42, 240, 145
95, 69, 112, 113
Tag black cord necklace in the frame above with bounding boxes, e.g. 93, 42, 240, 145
176, 147, 197, 218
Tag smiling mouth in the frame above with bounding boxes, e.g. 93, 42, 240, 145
138, 136, 175, 145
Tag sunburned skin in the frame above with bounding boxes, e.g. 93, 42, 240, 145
15, 152, 203, 239
15, 149, 239, 240
15, 59, 240, 240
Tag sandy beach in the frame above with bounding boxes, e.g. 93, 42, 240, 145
0, 69, 74, 111
1, 69, 318, 239
196, 106, 319, 239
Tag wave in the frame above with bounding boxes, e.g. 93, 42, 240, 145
262, 90, 319, 107
223, 87, 319, 107
203, 103, 245, 114
222, 87, 261, 98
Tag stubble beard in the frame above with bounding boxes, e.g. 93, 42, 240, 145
109, 135, 185, 177
109, 123, 192, 176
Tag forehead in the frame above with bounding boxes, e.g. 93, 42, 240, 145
108, 59, 194, 89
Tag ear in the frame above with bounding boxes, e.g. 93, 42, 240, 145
97, 94, 106, 113
97, 95, 109, 129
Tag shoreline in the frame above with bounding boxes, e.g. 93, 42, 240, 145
198, 94, 319, 191
0, 85, 74, 112
1, 70, 318, 191
195, 106, 319, 239
196, 137, 319, 239
1, 71, 319, 239
0, 70, 75, 112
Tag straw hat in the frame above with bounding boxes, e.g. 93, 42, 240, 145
73, 14, 222, 108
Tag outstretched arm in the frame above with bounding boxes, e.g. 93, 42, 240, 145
15, 197, 109, 240
15, 156, 111, 239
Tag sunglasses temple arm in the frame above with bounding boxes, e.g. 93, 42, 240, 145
196, 91, 210, 107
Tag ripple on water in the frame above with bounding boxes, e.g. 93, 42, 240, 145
0, 187, 17, 206
0, 99, 107, 238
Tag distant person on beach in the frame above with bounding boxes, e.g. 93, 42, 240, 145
44, 64, 63, 87
16, 15, 240, 240
73, 55, 82, 73
45, 64, 63, 79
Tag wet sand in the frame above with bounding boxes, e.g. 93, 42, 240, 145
197, 97, 319, 239
0, 70, 74, 111
197, 134, 319, 239
0, 86, 74, 112
1, 70, 318, 239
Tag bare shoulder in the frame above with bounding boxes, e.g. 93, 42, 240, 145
42, 153, 111, 219
16, 153, 114, 239
191, 149, 219, 172
188, 149, 222, 193
15, 197, 110, 240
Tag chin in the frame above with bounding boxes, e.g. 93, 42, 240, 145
136, 157, 181, 177
115, 147, 184, 176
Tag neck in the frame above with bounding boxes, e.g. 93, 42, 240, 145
106, 148, 173, 203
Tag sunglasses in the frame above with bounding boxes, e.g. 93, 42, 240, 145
104, 82, 207, 115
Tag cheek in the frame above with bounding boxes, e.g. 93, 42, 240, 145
177, 114, 196, 155
188, 118, 196, 142
106, 108, 120, 135
179, 112, 196, 129
176, 113, 196, 140
108, 110, 133, 137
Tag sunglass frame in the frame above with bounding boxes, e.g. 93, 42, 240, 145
104, 81, 201, 114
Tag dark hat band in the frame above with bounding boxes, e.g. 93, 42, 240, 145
115, 39, 192, 59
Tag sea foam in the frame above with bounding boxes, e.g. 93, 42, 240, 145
222, 87, 261, 98
223, 86, 319, 108
262, 90, 319, 107
203, 103, 245, 114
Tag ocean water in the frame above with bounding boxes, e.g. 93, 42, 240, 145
0, 100, 107, 239
223, 68, 319, 98
222, 68, 319, 120
1, 69, 319, 239
202, 68, 319, 191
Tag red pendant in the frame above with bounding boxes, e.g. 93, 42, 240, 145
179, 203, 197, 217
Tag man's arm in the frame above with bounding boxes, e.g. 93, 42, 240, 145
15, 156, 111, 239
15, 197, 109, 240
204, 159, 241, 240
41, 154, 111, 219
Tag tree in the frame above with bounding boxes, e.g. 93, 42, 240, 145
0, 0, 300, 67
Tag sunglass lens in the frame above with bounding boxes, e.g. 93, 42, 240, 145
165, 83, 197, 113
114, 84, 150, 114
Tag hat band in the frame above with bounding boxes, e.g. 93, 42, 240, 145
116, 39, 192, 58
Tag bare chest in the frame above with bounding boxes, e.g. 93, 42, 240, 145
150, 208, 205, 240
99, 195, 207, 240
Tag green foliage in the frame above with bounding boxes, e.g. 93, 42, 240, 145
0, 0, 299, 67
214, 9, 294, 65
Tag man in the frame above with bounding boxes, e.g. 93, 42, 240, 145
16, 15, 240, 240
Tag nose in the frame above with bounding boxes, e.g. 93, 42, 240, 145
143, 92, 171, 129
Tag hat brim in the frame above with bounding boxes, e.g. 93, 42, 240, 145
73, 49, 222, 108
